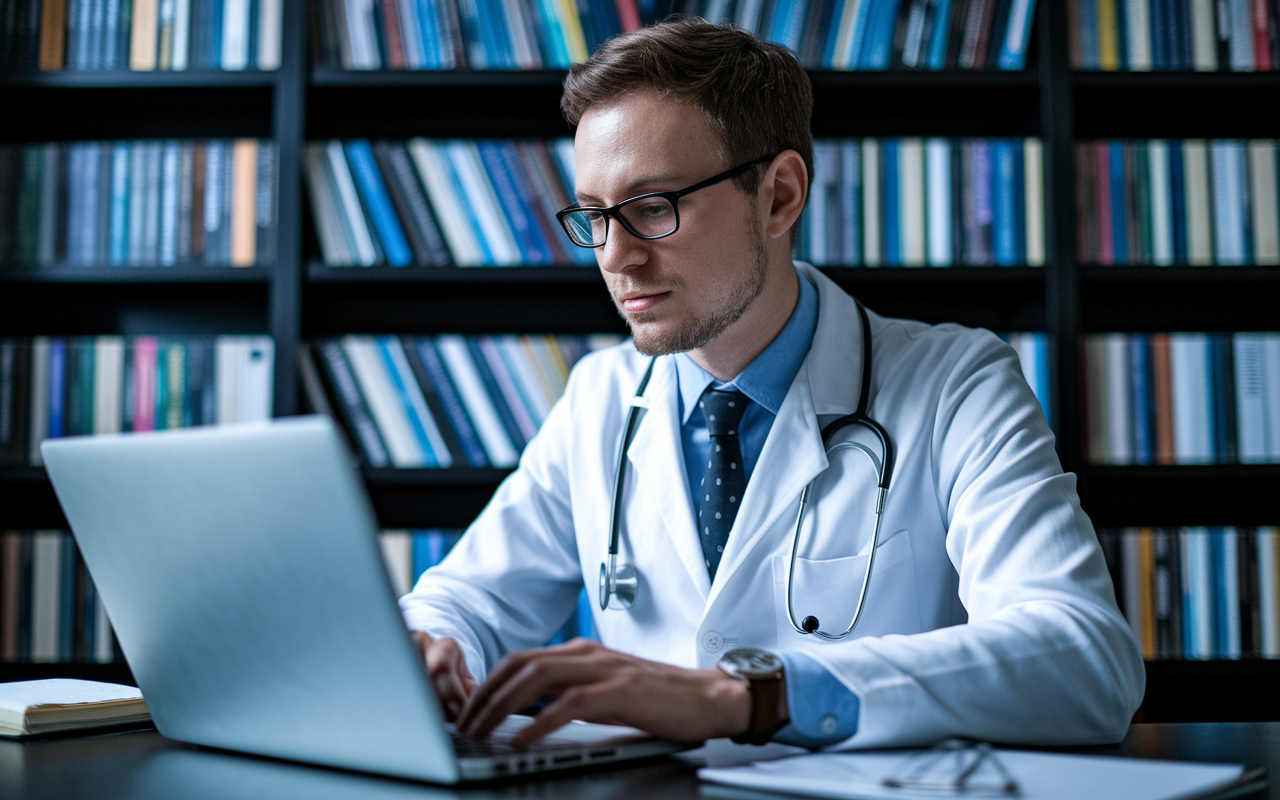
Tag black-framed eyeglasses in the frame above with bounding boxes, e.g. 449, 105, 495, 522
556, 155, 775, 248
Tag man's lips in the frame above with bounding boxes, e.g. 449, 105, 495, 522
617, 291, 670, 314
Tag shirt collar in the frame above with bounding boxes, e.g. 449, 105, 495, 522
674, 268, 819, 423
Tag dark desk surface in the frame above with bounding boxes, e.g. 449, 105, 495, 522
2, 723, 1276, 800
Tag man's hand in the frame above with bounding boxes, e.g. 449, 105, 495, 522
455, 638, 776, 745
412, 630, 477, 719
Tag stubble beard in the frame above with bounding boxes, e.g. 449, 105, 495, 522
619, 212, 771, 357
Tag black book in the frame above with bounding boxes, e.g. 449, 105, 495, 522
950, 139, 964, 265
373, 141, 450, 267
943, 0, 971, 68
1155, 529, 1183, 659
315, 340, 391, 468
464, 337, 529, 451
0, 146, 21, 264
1239, 528, 1260, 658
0, 339, 30, 466
1214, 333, 1236, 464
400, 336, 469, 470
799, 0, 838, 67
1269, 0, 1280, 70
255, 143, 278, 266
984, 0, 1014, 69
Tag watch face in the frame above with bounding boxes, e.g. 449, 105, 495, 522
721, 647, 783, 678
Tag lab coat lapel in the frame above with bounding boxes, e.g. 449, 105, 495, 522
624, 358, 712, 601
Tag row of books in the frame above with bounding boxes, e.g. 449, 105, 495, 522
377, 528, 598, 642
0, 530, 117, 664
1, 0, 282, 71
305, 138, 593, 268
1097, 527, 1280, 660
678, 0, 1037, 70
1076, 139, 1280, 266
1068, 0, 1280, 70
1082, 332, 1280, 465
0, 335, 275, 467
308, 334, 621, 469
0, 140, 278, 270
998, 332, 1052, 425
795, 138, 1046, 267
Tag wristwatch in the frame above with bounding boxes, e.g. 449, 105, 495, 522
717, 647, 786, 745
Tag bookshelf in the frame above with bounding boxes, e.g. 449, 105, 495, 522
3, 0, 1279, 723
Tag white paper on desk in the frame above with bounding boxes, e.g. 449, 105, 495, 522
697, 749, 1245, 800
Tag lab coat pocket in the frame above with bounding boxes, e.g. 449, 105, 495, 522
773, 529, 923, 643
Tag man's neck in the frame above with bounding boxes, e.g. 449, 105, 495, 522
688, 263, 800, 382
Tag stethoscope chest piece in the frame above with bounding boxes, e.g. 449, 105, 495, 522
599, 556, 639, 610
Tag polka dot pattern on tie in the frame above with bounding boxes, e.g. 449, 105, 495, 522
698, 387, 750, 580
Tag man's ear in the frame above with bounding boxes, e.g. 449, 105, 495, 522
763, 150, 809, 240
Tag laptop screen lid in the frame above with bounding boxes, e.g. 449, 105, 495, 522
42, 416, 461, 784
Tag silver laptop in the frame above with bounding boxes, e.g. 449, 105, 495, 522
41, 416, 684, 783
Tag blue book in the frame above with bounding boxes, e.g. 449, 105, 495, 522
412, 529, 459, 582
440, 144, 495, 264
1130, 334, 1152, 464
925, 0, 953, 68
344, 141, 412, 267
207, 0, 226, 70
1034, 334, 1051, 426
1169, 142, 1188, 263
1202, 335, 1218, 463
1173, 0, 1192, 69
881, 139, 900, 265
993, 140, 1018, 266
1150, 0, 1168, 69
1109, 142, 1127, 264
1012, 138, 1026, 262
454, 0, 488, 68
1210, 334, 1232, 463
847, 0, 878, 67
79, 552, 97, 658
860, 0, 903, 69
1210, 528, 1227, 658
464, 337, 528, 449
375, 336, 440, 467
476, 142, 553, 264
48, 339, 66, 440
155, 340, 169, 430
109, 143, 129, 265
412, 338, 489, 468
530, 0, 572, 68
996, 0, 1038, 69
1078, 0, 1099, 67
770, 0, 805, 50
479, 0, 518, 68
416, 0, 442, 68
594, 0, 623, 40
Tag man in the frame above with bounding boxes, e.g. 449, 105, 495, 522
401, 19, 1144, 750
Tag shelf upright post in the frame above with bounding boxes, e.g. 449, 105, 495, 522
268, 0, 308, 416
1038, 0, 1081, 475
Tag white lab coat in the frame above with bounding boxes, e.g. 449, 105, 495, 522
400, 262, 1146, 749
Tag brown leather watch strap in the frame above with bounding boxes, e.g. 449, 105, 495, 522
730, 674, 782, 745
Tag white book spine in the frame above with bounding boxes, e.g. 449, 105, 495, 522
1170, 333, 1212, 463
1263, 334, 1280, 460
926, 138, 952, 266
93, 336, 125, 435
900, 138, 926, 267
30, 531, 62, 663
1258, 527, 1280, 657
1192, 0, 1218, 69
215, 336, 244, 424
239, 336, 274, 422
1126, 0, 1152, 69
436, 335, 519, 468
382, 336, 453, 468
352, 0, 383, 69
1233, 334, 1268, 462
1085, 335, 1109, 463
1149, 141, 1174, 265
1210, 141, 1246, 265
303, 144, 351, 265
326, 140, 377, 267
1187, 527, 1214, 659
378, 530, 414, 597
832, 0, 861, 67
171, 0, 190, 70
1104, 333, 1133, 464
220, 0, 250, 70
449, 142, 521, 266
862, 139, 881, 266
29, 337, 50, 466
1183, 141, 1214, 266
1121, 528, 1145, 639
808, 142, 832, 263
342, 335, 427, 468
1248, 141, 1279, 264
257, 0, 283, 70
407, 139, 483, 266
1023, 138, 1045, 266
1014, 334, 1040, 404
1220, 527, 1241, 659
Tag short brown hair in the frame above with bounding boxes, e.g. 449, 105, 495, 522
561, 18, 813, 196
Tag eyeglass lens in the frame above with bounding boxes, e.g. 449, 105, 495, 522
563, 195, 678, 246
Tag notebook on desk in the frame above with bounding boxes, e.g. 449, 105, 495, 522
40, 416, 685, 783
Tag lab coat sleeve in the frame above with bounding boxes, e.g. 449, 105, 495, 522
398, 362, 591, 683
823, 331, 1145, 749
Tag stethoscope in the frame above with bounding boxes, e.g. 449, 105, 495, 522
599, 299, 895, 641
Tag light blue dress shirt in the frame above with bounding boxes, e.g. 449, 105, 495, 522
672, 269, 860, 748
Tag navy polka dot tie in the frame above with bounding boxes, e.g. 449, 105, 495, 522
698, 388, 750, 580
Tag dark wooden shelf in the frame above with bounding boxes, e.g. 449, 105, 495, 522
1079, 269, 1280, 331
1081, 266, 1280, 282
0, 70, 280, 89
1078, 465, 1280, 527
0, 266, 272, 284
1072, 70, 1280, 88
363, 467, 512, 529
1139, 659, 1280, 723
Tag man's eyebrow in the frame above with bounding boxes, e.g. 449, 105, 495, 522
575, 173, 689, 207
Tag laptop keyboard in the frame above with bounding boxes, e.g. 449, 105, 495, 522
450, 730, 529, 757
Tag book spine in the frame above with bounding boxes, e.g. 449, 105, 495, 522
1248, 141, 1279, 264
345, 139, 413, 267
406, 138, 483, 266
1131, 333, 1153, 464
30, 530, 62, 662
1104, 333, 1133, 463
862, 139, 881, 265
373, 140, 450, 266
411, 337, 490, 468
318, 340, 391, 467
1259, 527, 1279, 657
1184, 140, 1215, 264
326, 139, 378, 266
435, 334, 519, 467
461, 336, 528, 450
380, 335, 454, 467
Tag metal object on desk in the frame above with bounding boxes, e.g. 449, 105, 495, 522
883, 739, 1020, 796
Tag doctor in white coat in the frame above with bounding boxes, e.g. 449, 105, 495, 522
400, 19, 1145, 750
